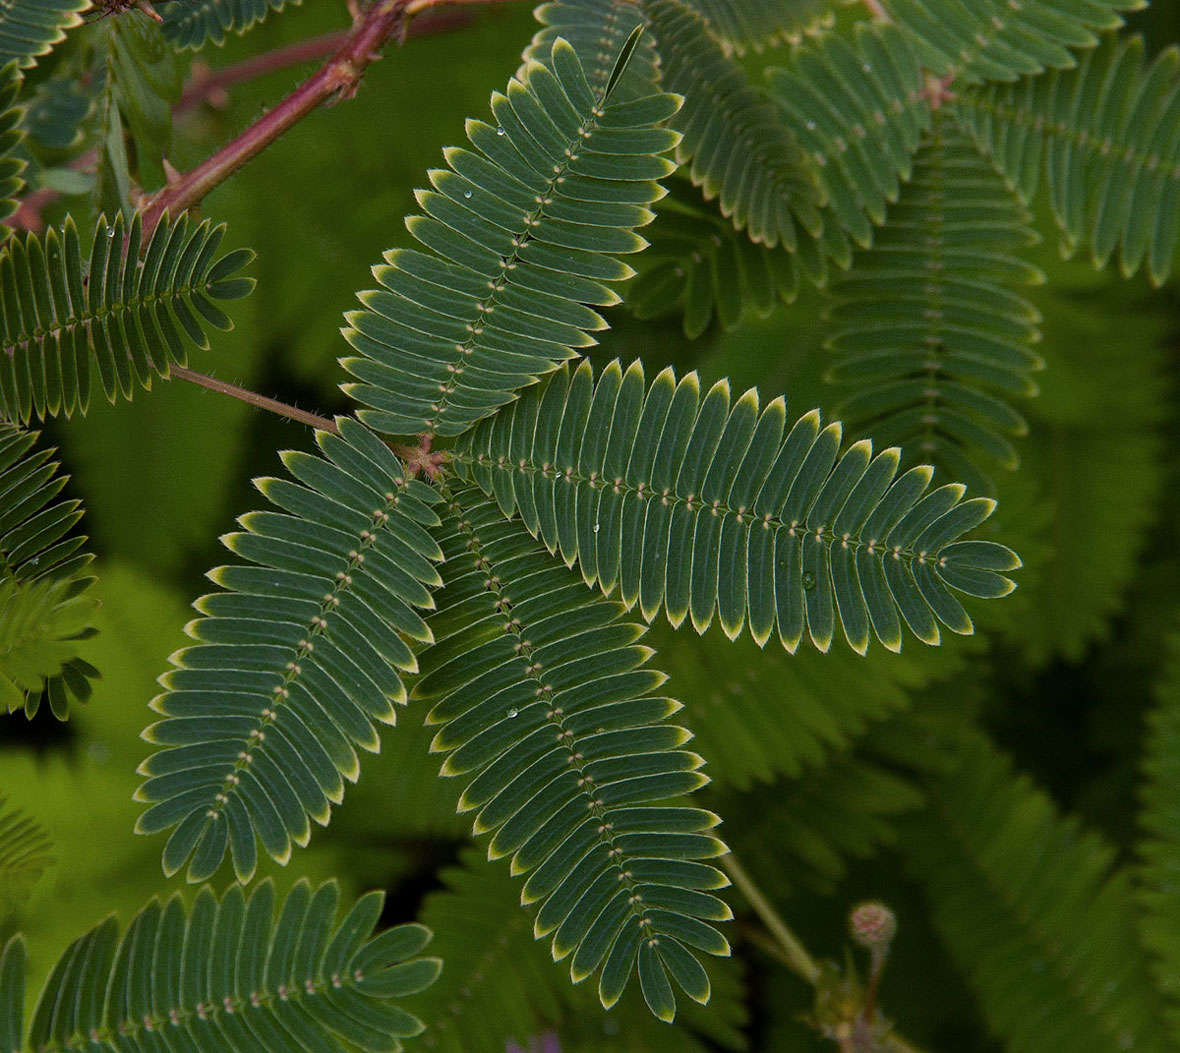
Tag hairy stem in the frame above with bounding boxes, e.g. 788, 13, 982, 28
721, 852, 820, 985
171, 365, 340, 433
176, 9, 472, 114
140, 0, 517, 236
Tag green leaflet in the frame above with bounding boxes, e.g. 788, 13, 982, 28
901, 732, 1170, 1052
1138, 629, 1180, 1038
627, 177, 799, 338
641, 0, 822, 251
685, 0, 833, 55
416, 487, 730, 1021
453, 358, 1020, 656
0, 61, 27, 229
135, 418, 443, 884
161, 0, 301, 50
3, 880, 439, 1052
340, 36, 679, 440
879, 0, 1143, 84
765, 20, 931, 257
0, 795, 54, 914
0, 423, 98, 719
957, 33, 1180, 284
650, 617, 965, 789
825, 110, 1044, 496
0, 0, 88, 70
0, 211, 255, 425
99, 9, 187, 207
407, 847, 748, 1051
524, 0, 660, 99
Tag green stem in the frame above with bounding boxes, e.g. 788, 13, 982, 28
720, 852, 820, 986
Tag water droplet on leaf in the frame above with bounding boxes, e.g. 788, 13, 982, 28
802, 571, 816, 591
806, 120, 816, 130
506, 708, 518, 718
105, 228, 115, 238
464, 190, 472, 199
496, 127, 505, 136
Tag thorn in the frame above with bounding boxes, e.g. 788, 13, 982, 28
134, 0, 164, 22
162, 158, 182, 186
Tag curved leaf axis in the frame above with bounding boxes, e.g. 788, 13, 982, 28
0, 422, 98, 719
341, 37, 680, 440
417, 487, 731, 1021
454, 358, 1021, 655
2, 880, 441, 1052
956, 32, 1180, 285
135, 418, 444, 884
826, 110, 1044, 495
0, 211, 256, 424
161, 0, 300, 50
641, 0, 823, 251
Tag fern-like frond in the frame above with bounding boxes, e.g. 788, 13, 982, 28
686, 0, 833, 55
764, 21, 930, 253
826, 111, 1043, 495
135, 418, 443, 885
901, 731, 1169, 1052
0, 211, 255, 424
652, 621, 961, 788
0, 0, 88, 69
956, 33, 1180, 284
407, 848, 747, 1051
161, 0, 299, 49
1138, 629, 1180, 1036
627, 178, 799, 338
341, 36, 678, 440
879, 0, 1143, 84
0, 795, 53, 913
0, 62, 27, 228
0, 422, 98, 719
523, 0, 659, 100
416, 487, 731, 1021
454, 358, 1020, 655
640, 0, 822, 250
4, 879, 439, 1052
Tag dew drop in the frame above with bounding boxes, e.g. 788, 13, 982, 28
464, 190, 472, 199
506, 708, 518, 719
593, 523, 600, 533
806, 120, 816, 130
105, 227, 115, 238
802, 571, 816, 591
496, 127, 505, 136
863, 63, 872, 72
